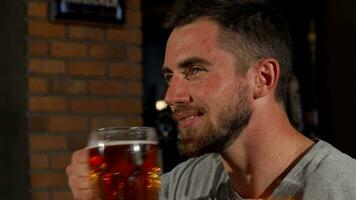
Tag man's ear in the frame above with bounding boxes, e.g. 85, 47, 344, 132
253, 58, 280, 99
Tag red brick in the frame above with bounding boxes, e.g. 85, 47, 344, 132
28, 1, 47, 18
31, 172, 67, 188
31, 191, 50, 200
53, 190, 73, 200
51, 79, 87, 94
48, 116, 88, 132
127, 47, 142, 62
29, 59, 66, 75
28, 40, 48, 56
89, 44, 125, 59
68, 61, 105, 77
28, 20, 65, 38
30, 154, 49, 170
51, 153, 70, 169
69, 25, 104, 40
70, 99, 105, 113
30, 135, 67, 151
28, 116, 48, 131
51, 42, 87, 58
90, 117, 125, 129
108, 99, 142, 114
127, 0, 141, 11
108, 63, 142, 79
127, 81, 142, 96
29, 77, 48, 93
106, 29, 142, 45
125, 117, 143, 126
29, 96, 67, 112
67, 136, 87, 151
27, 0, 146, 196
89, 80, 125, 96
126, 10, 142, 28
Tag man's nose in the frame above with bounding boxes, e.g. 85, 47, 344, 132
164, 77, 190, 106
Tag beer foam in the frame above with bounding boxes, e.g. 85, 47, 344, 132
87, 140, 158, 149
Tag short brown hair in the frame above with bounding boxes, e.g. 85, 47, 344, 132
164, 0, 292, 102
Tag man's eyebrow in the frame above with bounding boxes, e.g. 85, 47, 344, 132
178, 57, 212, 69
162, 57, 212, 74
162, 66, 172, 74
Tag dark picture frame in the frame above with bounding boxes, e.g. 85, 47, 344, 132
50, 0, 125, 25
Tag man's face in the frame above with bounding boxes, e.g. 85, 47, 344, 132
163, 19, 252, 156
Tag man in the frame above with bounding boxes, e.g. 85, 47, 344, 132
66, 0, 356, 199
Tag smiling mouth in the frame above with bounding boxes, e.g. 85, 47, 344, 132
174, 111, 204, 129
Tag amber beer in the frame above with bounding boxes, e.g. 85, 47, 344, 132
88, 127, 161, 200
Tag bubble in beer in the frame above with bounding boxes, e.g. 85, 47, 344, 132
89, 141, 160, 200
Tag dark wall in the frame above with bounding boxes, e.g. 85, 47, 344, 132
318, 0, 356, 157
268, 0, 356, 157
0, 0, 29, 199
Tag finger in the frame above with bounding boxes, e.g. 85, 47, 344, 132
68, 172, 96, 200
66, 164, 90, 178
68, 175, 93, 190
67, 150, 90, 177
72, 149, 89, 163
69, 176, 94, 199
74, 163, 90, 177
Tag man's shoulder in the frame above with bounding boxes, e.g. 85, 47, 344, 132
272, 140, 356, 199
309, 140, 356, 176
161, 153, 224, 181
303, 140, 356, 197
160, 153, 230, 199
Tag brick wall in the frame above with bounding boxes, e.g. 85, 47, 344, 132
27, 0, 143, 199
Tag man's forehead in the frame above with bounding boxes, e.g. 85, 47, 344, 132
171, 18, 220, 38
164, 20, 221, 65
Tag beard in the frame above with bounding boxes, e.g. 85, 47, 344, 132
175, 84, 252, 157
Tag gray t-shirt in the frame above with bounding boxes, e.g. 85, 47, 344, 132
159, 140, 356, 199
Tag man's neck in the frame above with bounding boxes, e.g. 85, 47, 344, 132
220, 104, 314, 198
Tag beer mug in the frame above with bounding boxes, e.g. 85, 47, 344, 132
87, 127, 161, 200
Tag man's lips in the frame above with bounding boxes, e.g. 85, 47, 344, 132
173, 111, 204, 128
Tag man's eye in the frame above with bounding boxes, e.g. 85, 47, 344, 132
163, 73, 173, 83
189, 66, 206, 76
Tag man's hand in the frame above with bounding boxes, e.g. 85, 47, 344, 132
66, 149, 95, 200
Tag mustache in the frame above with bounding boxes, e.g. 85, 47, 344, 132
172, 106, 206, 121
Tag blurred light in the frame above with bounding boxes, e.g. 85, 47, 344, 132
155, 100, 167, 111
99, 142, 105, 154
133, 144, 141, 152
